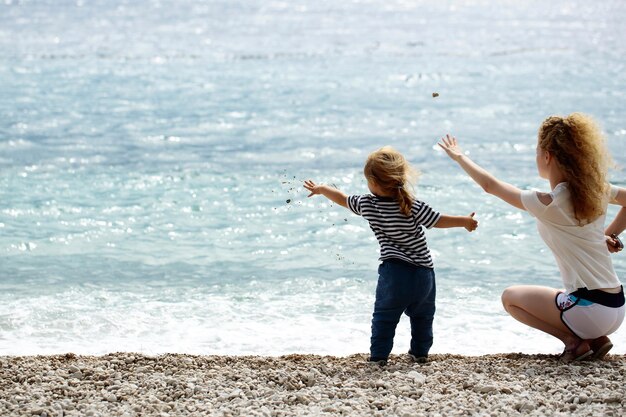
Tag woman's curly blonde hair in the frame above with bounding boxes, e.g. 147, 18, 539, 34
538, 113, 611, 224
364, 146, 419, 217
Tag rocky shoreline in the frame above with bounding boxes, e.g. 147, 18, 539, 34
1, 352, 625, 416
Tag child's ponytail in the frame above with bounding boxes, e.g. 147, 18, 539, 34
396, 185, 414, 217
364, 146, 418, 217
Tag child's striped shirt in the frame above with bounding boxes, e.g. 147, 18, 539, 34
347, 194, 441, 268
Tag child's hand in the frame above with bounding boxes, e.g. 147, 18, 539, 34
438, 134, 464, 161
465, 212, 478, 232
303, 180, 349, 207
304, 180, 324, 197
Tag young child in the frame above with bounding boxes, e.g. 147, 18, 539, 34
438, 113, 626, 361
304, 146, 478, 365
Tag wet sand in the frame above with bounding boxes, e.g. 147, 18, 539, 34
1, 352, 625, 416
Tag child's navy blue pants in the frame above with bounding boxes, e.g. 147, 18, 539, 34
370, 258, 436, 360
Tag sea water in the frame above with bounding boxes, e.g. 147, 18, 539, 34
1, 0, 625, 356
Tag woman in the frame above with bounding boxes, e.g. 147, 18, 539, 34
438, 113, 625, 361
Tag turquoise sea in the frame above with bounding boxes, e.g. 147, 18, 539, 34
1, 0, 625, 356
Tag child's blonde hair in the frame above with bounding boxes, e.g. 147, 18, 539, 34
538, 113, 611, 224
364, 146, 419, 216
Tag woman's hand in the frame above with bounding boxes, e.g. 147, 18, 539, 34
438, 134, 465, 162
606, 234, 624, 253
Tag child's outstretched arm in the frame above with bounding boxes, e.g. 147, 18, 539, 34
438, 135, 525, 210
433, 213, 478, 232
303, 180, 348, 208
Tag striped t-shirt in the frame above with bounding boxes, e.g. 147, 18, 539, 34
347, 194, 441, 268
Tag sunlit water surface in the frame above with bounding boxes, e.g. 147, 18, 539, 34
1, 0, 625, 356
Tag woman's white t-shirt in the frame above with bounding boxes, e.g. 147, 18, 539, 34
520, 182, 621, 293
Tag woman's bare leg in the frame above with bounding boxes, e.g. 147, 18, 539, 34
501, 285, 587, 351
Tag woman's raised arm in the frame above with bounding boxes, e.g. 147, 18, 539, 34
438, 135, 525, 210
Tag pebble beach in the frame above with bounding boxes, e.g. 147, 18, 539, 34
2, 353, 625, 417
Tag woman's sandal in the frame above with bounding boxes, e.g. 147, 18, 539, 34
589, 336, 613, 360
559, 342, 593, 363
